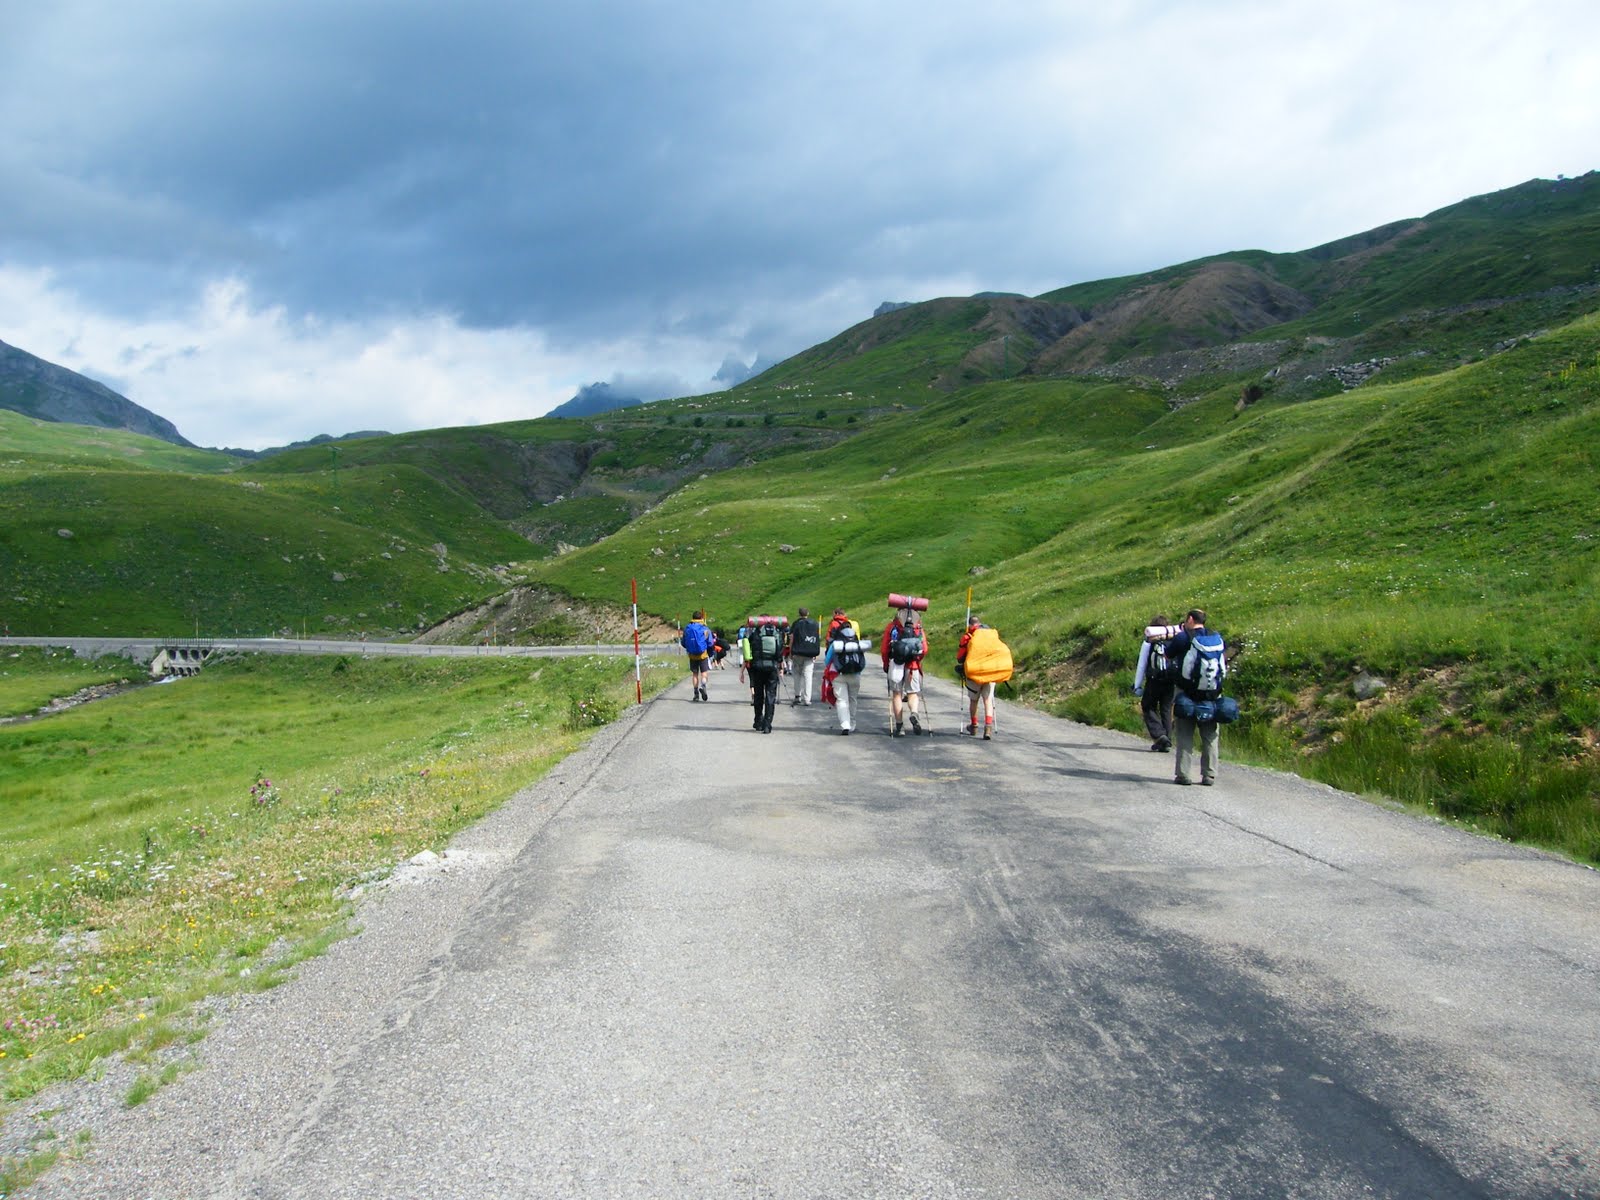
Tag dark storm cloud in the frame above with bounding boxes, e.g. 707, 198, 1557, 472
4, 1, 1596, 448
3, 1, 1059, 342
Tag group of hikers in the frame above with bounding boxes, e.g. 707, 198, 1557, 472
1133, 608, 1235, 786
680, 599, 1234, 784
678, 596, 1014, 739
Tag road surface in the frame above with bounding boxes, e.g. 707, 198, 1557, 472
15, 673, 1600, 1198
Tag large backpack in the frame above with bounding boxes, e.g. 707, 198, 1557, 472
749, 622, 784, 667
961, 626, 1013, 685
1182, 630, 1226, 699
790, 619, 821, 657
681, 622, 711, 657
888, 622, 925, 664
831, 632, 868, 675
1148, 637, 1179, 682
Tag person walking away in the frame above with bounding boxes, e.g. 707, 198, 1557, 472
881, 605, 928, 736
787, 606, 822, 705
1132, 613, 1179, 752
826, 607, 859, 642
681, 611, 714, 701
742, 616, 785, 733
957, 615, 1012, 739
824, 620, 871, 734
1149, 609, 1227, 786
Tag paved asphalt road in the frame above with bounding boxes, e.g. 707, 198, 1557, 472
18, 672, 1600, 1199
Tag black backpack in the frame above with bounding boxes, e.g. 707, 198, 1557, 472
889, 623, 924, 664
831, 633, 868, 675
1149, 638, 1179, 682
790, 619, 821, 657
749, 623, 783, 666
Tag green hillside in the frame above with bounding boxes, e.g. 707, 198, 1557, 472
0, 445, 534, 636
0, 409, 231, 474
532, 312, 1600, 860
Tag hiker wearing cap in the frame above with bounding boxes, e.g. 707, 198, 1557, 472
786, 606, 822, 705
881, 605, 928, 736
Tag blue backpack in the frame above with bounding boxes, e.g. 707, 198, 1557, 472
681, 622, 712, 656
1182, 630, 1226, 699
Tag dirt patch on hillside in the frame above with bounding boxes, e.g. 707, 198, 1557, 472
414, 585, 678, 646
1035, 261, 1316, 373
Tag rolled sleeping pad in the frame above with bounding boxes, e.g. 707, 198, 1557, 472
747, 615, 789, 626
886, 593, 930, 611
1145, 624, 1183, 640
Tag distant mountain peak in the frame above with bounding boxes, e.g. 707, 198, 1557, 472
0, 338, 194, 446
546, 382, 645, 419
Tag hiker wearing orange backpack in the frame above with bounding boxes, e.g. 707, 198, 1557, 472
957, 615, 1013, 739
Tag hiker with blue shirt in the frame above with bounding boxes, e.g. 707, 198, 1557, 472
1147, 608, 1227, 786
823, 614, 870, 735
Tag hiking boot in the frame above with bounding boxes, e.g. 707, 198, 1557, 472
965, 722, 977, 736
1174, 776, 1192, 786
893, 723, 903, 737
982, 728, 992, 741
1201, 777, 1214, 786
841, 728, 850, 735
700, 687, 708, 701
909, 714, 922, 736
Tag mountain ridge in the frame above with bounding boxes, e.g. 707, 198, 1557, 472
0, 338, 193, 446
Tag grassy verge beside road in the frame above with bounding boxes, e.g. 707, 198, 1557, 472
0, 651, 671, 1112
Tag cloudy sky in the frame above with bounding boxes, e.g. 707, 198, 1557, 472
3, 1, 1597, 449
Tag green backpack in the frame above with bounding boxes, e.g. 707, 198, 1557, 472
750, 623, 783, 666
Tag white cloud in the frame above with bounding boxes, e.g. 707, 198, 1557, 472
0, 268, 735, 449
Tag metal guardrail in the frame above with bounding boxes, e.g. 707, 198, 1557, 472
0, 636, 681, 660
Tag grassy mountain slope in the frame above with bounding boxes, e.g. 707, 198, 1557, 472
0, 340, 195, 446
749, 173, 1600, 403
1, 444, 535, 636
533, 312, 1600, 859
0, 409, 230, 474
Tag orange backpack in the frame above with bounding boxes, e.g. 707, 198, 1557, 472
962, 626, 1013, 685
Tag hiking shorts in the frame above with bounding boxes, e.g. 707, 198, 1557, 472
886, 662, 922, 696
686, 653, 709, 672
